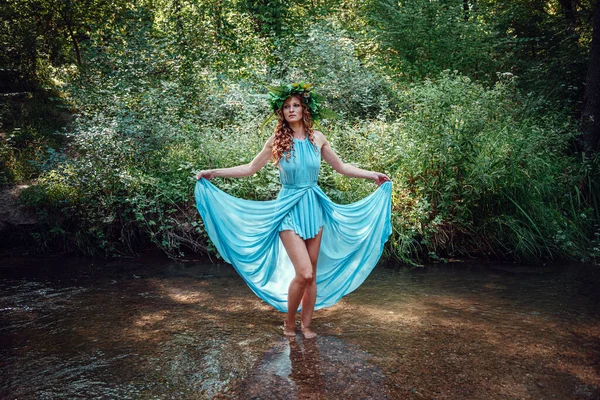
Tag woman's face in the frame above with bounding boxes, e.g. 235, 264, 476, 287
282, 96, 303, 124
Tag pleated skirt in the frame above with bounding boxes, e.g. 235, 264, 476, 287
277, 187, 325, 240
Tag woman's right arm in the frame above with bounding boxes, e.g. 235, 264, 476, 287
196, 136, 274, 180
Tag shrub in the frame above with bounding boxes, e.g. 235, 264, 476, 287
327, 71, 598, 262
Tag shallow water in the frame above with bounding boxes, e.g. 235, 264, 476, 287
1, 256, 599, 399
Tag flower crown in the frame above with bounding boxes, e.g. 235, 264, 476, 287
267, 82, 325, 121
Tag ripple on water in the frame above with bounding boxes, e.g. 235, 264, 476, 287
1, 258, 599, 399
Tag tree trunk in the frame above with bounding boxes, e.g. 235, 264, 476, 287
52, 2, 82, 65
213, 0, 222, 37
64, 20, 82, 65
559, 0, 576, 29
581, 0, 600, 153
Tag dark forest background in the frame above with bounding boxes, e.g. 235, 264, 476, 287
1, 0, 600, 264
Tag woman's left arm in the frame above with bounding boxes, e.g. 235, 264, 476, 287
320, 135, 390, 186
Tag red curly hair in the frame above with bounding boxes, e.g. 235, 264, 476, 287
271, 94, 317, 166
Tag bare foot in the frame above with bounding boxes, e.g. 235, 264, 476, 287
283, 321, 296, 337
300, 325, 317, 339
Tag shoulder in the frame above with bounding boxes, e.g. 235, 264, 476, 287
312, 130, 329, 148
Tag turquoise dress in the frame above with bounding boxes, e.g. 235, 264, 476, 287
194, 137, 392, 312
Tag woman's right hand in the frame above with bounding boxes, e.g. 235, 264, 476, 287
196, 170, 216, 180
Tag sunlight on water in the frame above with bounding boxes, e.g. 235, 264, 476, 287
1, 257, 599, 399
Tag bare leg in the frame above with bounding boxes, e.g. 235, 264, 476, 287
280, 230, 314, 336
300, 228, 322, 338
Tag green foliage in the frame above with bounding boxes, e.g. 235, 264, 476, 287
270, 23, 394, 119
477, 0, 594, 110
365, 0, 496, 81
3, 0, 599, 263
327, 71, 598, 262
364, 0, 595, 109
0, 90, 70, 186
0, 0, 123, 86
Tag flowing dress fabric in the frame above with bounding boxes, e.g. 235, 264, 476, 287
194, 138, 392, 312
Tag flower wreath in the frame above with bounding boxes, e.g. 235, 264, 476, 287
267, 82, 325, 121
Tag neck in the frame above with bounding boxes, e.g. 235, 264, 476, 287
289, 121, 305, 138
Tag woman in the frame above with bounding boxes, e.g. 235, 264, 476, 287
195, 83, 391, 339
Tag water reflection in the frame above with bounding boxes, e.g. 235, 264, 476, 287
236, 335, 390, 399
288, 338, 324, 397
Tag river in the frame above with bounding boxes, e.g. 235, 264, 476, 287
1, 255, 599, 399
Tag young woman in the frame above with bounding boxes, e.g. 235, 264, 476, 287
195, 83, 392, 339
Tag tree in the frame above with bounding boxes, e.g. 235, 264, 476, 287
581, 0, 600, 153
0, 0, 122, 88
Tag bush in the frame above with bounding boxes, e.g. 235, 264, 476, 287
18, 18, 598, 264
270, 22, 394, 120
327, 71, 598, 262
0, 90, 70, 186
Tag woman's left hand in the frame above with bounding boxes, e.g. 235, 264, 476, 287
373, 172, 390, 186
